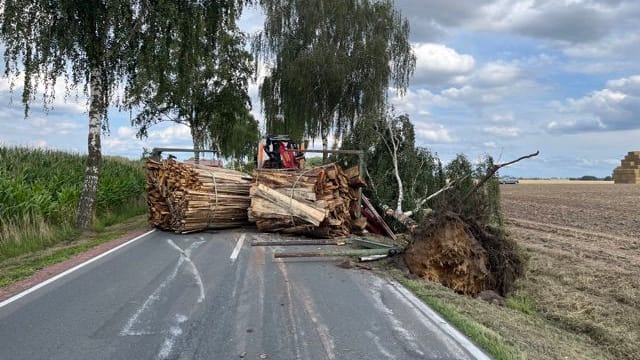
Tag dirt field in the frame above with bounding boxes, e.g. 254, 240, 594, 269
501, 183, 640, 359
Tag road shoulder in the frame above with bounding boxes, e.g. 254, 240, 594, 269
0, 216, 151, 302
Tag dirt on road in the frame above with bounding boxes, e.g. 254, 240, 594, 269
501, 183, 640, 360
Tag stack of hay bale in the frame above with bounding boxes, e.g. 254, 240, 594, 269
613, 151, 640, 184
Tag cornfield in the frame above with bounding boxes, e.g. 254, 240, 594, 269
0, 146, 146, 259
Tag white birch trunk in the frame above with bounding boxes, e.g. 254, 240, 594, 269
76, 66, 103, 229
392, 152, 403, 214
386, 119, 403, 214
191, 125, 200, 164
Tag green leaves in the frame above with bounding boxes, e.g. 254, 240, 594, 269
256, 0, 416, 143
342, 111, 439, 221
0, 0, 145, 121
126, 0, 258, 160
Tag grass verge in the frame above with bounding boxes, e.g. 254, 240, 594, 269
381, 264, 609, 360
0, 215, 148, 289
0, 200, 147, 260
399, 276, 522, 360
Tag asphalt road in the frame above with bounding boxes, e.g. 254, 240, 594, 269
0, 230, 490, 360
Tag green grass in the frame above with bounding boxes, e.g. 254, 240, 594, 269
506, 294, 537, 316
383, 266, 609, 360
0, 146, 147, 260
0, 215, 148, 288
399, 277, 523, 360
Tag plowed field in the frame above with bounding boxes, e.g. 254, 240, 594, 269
501, 183, 640, 360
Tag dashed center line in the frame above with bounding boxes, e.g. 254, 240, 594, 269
230, 233, 246, 263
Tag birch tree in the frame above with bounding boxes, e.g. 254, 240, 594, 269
0, 0, 252, 228
126, 1, 258, 162
255, 0, 415, 160
1, 1, 141, 228
342, 110, 439, 217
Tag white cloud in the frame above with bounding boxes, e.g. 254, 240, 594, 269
415, 122, 453, 143
474, 61, 521, 87
29, 140, 48, 149
412, 43, 475, 86
390, 88, 448, 113
395, 1, 640, 60
147, 124, 192, 145
483, 141, 497, 148
489, 113, 514, 123
563, 32, 640, 59
117, 126, 136, 137
547, 75, 640, 133
483, 126, 522, 138
442, 85, 502, 106
474, 1, 616, 43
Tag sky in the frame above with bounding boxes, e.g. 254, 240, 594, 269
1, 0, 639, 178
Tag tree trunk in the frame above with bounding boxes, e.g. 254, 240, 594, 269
322, 135, 328, 163
392, 153, 403, 214
321, 123, 329, 163
76, 67, 103, 229
191, 125, 200, 164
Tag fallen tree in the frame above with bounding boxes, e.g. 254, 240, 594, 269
400, 151, 538, 296
392, 151, 538, 297
404, 212, 524, 296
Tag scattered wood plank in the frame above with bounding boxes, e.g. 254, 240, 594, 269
362, 195, 397, 241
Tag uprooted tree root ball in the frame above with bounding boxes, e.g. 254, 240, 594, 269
404, 213, 524, 297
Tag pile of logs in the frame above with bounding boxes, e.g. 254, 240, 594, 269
248, 163, 366, 238
145, 159, 252, 233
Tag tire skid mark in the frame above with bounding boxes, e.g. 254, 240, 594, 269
365, 330, 394, 359
233, 245, 267, 357
276, 259, 336, 360
368, 278, 426, 359
275, 257, 308, 360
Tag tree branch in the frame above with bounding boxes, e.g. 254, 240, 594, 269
464, 150, 539, 200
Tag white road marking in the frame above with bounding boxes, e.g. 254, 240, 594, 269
386, 280, 492, 360
157, 314, 188, 360
229, 233, 246, 263
167, 239, 206, 303
0, 229, 156, 309
121, 240, 203, 336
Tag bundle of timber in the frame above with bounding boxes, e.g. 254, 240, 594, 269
145, 159, 252, 233
248, 164, 366, 238
613, 151, 640, 184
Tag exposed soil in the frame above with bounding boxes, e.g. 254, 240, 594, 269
405, 217, 489, 295
501, 183, 640, 360
405, 214, 524, 297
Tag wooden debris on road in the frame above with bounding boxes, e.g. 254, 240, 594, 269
145, 159, 252, 233
248, 163, 366, 238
